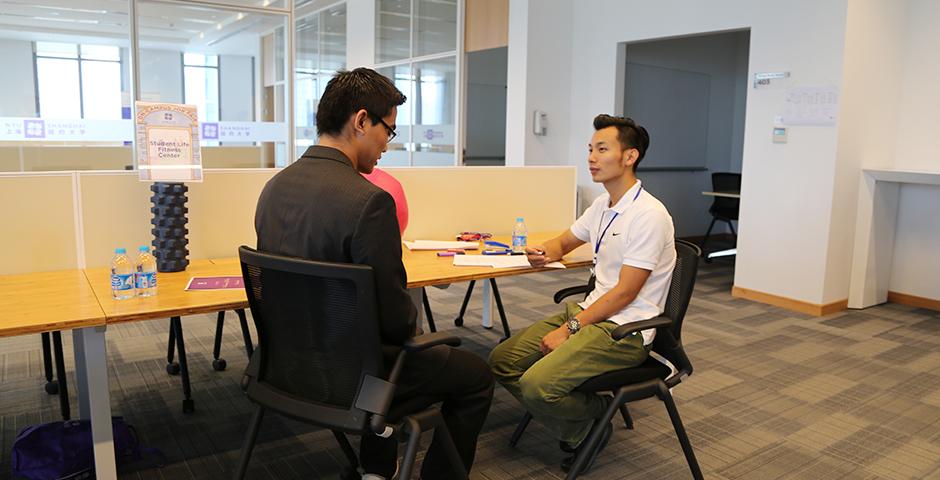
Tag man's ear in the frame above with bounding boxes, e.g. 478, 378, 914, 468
622, 148, 638, 168
352, 109, 369, 136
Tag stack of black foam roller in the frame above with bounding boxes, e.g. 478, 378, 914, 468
150, 182, 190, 272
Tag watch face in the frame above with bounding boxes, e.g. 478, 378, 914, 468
567, 319, 580, 332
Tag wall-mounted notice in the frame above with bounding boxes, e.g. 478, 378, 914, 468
136, 102, 202, 182
781, 86, 839, 126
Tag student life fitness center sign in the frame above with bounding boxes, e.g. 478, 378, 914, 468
135, 102, 203, 182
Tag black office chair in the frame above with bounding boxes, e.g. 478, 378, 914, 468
38, 332, 71, 420
700, 172, 741, 253
509, 239, 704, 480
233, 246, 469, 480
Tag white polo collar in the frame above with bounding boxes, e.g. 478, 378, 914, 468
605, 180, 643, 214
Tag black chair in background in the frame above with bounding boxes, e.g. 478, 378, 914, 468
38, 332, 71, 420
700, 172, 741, 253
509, 239, 704, 480
233, 246, 469, 480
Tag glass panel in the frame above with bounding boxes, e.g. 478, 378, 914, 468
183, 65, 220, 122
36, 58, 81, 119
412, 57, 456, 166
0, 0, 131, 172
320, 4, 347, 72
376, 0, 410, 63
377, 64, 413, 166
80, 44, 120, 61
138, 1, 289, 168
81, 61, 123, 119
36, 42, 78, 59
413, 0, 457, 57
208, 0, 287, 7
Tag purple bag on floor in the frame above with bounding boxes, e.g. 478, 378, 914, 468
10, 417, 164, 480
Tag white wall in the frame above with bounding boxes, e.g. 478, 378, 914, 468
505, 0, 574, 168
826, 0, 907, 303
510, 0, 854, 305
621, 31, 749, 237
0, 39, 36, 117
886, 0, 940, 300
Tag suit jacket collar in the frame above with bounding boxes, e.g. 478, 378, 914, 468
300, 145, 354, 168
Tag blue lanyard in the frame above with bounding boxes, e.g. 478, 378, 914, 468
593, 186, 642, 263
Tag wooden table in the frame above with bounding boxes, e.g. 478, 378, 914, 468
85, 259, 251, 414
0, 270, 117, 479
403, 233, 592, 332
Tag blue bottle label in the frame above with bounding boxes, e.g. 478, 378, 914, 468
512, 235, 527, 247
111, 273, 134, 290
135, 272, 157, 289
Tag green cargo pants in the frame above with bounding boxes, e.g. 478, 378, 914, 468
489, 302, 649, 445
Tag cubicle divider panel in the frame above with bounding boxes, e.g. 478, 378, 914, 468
79, 170, 279, 268
3, 166, 577, 273
386, 166, 578, 240
186, 169, 278, 259
79, 172, 153, 269
0, 173, 80, 274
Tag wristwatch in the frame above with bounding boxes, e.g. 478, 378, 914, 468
566, 318, 581, 335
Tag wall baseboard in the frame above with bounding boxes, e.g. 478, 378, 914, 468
887, 291, 940, 312
732, 286, 848, 316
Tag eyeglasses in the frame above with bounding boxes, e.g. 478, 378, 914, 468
368, 113, 397, 142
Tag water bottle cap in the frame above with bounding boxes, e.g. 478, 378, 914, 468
115, 248, 126, 254
139, 245, 150, 252
516, 217, 524, 222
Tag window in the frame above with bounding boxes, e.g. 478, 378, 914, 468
295, 3, 347, 155
182, 53, 220, 123
34, 42, 123, 120
375, 0, 459, 166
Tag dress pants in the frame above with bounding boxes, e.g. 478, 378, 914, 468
360, 347, 494, 479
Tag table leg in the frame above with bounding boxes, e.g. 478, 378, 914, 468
73, 326, 117, 480
481, 280, 494, 329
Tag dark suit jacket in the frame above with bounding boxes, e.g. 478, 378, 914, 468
254, 146, 448, 381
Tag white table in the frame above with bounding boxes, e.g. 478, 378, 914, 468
702, 191, 741, 260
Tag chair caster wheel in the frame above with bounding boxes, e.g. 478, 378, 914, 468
182, 399, 195, 414
454, 317, 464, 327
166, 362, 180, 375
45, 382, 59, 395
212, 358, 227, 371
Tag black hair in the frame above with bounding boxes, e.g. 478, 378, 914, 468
315, 67, 407, 137
593, 114, 651, 171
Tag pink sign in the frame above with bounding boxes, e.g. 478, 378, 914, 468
185, 276, 244, 291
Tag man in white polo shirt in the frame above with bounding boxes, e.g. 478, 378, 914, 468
489, 114, 676, 474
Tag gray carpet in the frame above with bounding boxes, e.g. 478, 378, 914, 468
2, 255, 940, 479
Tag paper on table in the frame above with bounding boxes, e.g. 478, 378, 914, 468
403, 240, 480, 251
452, 255, 568, 269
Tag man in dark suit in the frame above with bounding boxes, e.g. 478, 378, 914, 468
255, 67, 493, 479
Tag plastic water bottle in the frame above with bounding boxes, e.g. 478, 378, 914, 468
110, 248, 135, 300
512, 217, 528, 254
135, 245, 158, 297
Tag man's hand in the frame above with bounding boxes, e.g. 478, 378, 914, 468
526, 245, 549, 267
540, 326, 571, 355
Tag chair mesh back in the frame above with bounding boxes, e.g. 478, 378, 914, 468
241, 249, 382, 411
710, 172, 741, 221
652, 240, 700, 368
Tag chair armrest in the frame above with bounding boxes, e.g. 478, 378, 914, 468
402, 331, 461, 352
611, 316, 672, 341
554, 285, 590, 304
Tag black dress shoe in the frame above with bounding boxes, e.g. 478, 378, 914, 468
561, 421, 613, 474
559, 440, 578, 453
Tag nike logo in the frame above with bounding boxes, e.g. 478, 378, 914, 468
612, 233, 621, 236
